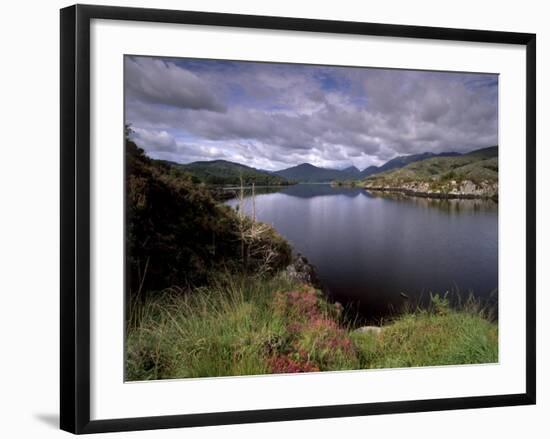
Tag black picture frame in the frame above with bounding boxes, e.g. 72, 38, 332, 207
60, 4, 536, 434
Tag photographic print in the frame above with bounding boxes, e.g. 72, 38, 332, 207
124, 55, 499, 381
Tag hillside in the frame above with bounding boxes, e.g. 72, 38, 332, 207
361, 151, 462, 177
171, 159, 293, 186
274, 163, 361, 182
363, 146, 498, 199
126, 141, 292, 295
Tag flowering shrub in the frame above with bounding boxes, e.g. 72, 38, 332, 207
269, 286, 358, 373
268, 353, 320, 373
272, 287, 323, 322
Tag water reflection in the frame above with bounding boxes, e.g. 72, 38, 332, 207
224, 183, 363, 199
226, 184, 498, 323
366, 191, 499, 215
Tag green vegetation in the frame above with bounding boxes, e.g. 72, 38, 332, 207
126, 133, 291, 296
361, 151, 462, 177
363, 146, 498, 198
367, 146, 497, 183
127, 273, 498, 380
330, 180, 360, 187
351, 295, 497, 368
169, 159, 293, 186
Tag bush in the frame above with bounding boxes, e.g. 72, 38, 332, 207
126, 138, 291, 298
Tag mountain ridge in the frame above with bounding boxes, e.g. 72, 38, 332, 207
169, 159, 293, 186
161, 146, 497, 185
273, 149, 482, 182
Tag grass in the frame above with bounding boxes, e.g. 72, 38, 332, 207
126, 274, 498, 381
351, 295, 498, 369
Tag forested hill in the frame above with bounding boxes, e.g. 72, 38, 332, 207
164, 159, 293, 186
273, 163, 360, 183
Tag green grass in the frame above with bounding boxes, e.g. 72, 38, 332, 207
351, 295, 498, 369
127, 272, 314, 380
126, 275, 498, 381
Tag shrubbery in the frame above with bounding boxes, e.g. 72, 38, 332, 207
126, 136, 291, 298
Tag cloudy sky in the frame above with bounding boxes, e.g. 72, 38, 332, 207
125, 55, 498, 171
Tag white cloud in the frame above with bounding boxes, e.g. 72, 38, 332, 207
131, 128, 177, 152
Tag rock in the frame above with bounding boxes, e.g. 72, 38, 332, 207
285, 254, 322, 288
354, 326, 382, 336
364, 178, 498, 200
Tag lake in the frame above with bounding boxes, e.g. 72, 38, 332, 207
226, 184, 498, 323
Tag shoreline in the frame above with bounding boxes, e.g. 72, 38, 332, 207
364, 186, 498, 201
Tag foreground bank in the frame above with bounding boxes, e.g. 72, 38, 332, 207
127, 271, 498, 380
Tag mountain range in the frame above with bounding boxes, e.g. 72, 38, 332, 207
165, 147, 495, 185
274, 151, 462, 182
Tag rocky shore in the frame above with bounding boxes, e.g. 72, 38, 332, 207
364, 179, 498, 200
285, 253, 322, 289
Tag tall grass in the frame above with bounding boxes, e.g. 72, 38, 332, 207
351, 293, 498, 369
127, 272, 295, 380
126, 276, 498, 381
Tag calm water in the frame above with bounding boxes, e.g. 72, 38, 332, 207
226, 184, 498, 322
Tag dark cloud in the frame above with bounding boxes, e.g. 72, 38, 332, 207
125, 56, 498, 170
125, 56, 226, 112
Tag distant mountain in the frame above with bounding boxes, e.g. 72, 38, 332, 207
461, 146, 499, 159
342, 166, 361, 176
169, 159, 293, 186
161, 147, 496, 186
274, 151, 463, 182
361, 165, 379, 177
274, 163, 362, 183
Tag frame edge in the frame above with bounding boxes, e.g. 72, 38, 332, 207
60, 4, 537, 434
525, 34, 536, 404
60, 4, 77, 434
